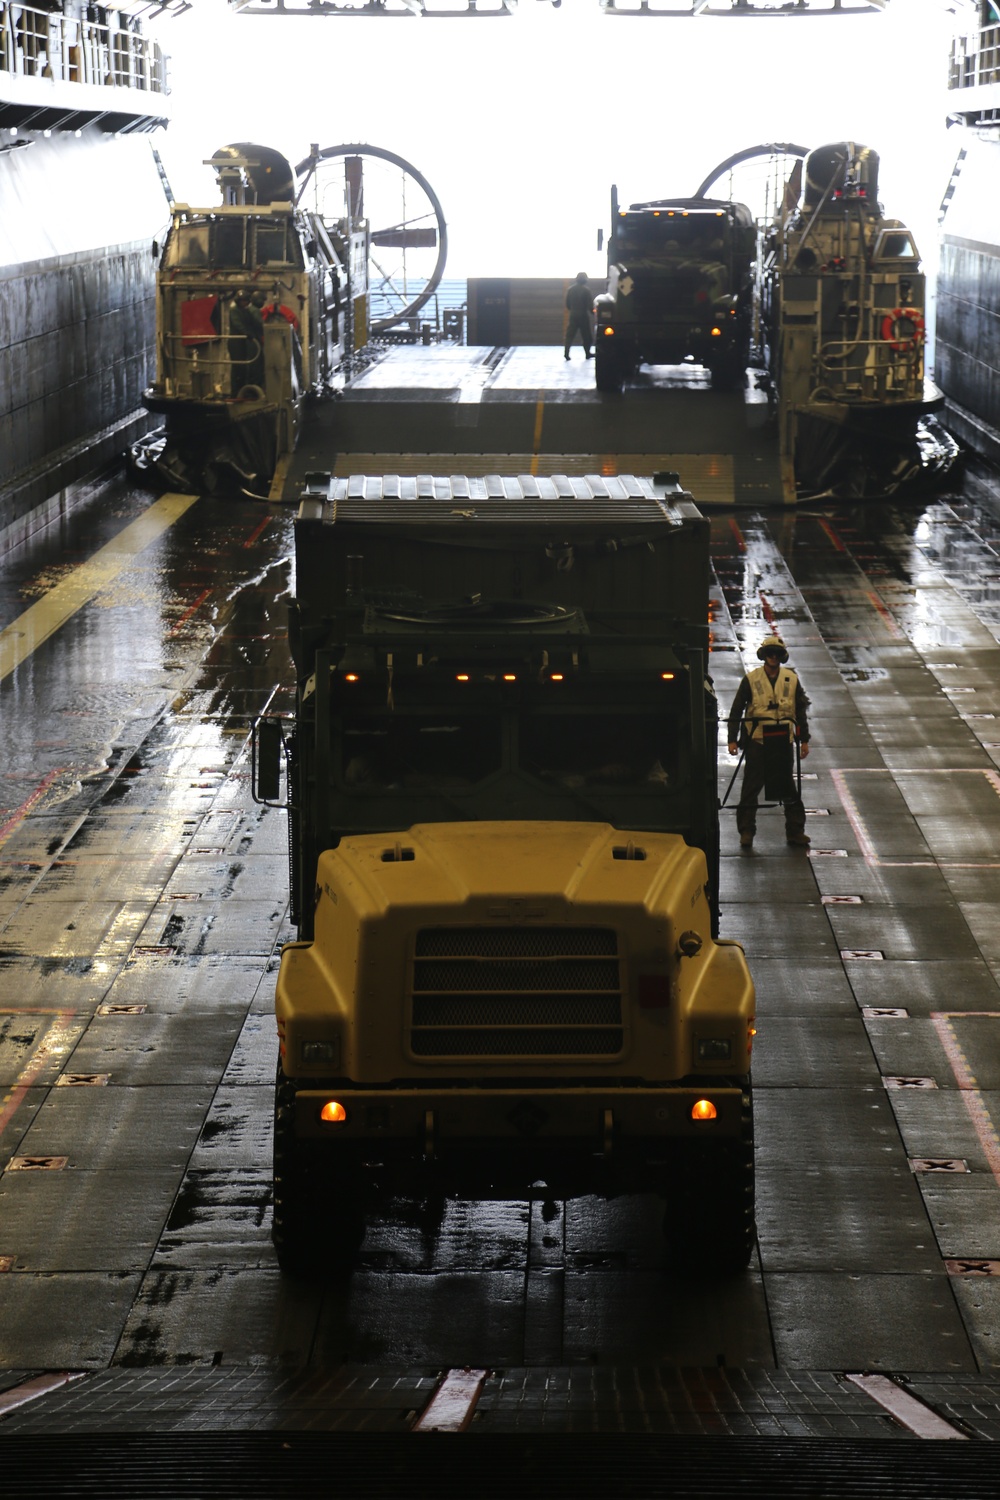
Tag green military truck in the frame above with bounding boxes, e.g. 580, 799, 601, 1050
253, 472, 756, 1275
594, 192, 756, 393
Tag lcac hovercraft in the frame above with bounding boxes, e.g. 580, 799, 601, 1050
135, 141, 446, 499
757, 141, 957, 500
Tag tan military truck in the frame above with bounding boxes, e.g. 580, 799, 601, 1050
594, 192, 756, 393
253, 473, 755, 1275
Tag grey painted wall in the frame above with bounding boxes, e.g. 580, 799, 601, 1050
0, 240, 156, 527
936, 236, 1000, 434
0, 130, 167, 546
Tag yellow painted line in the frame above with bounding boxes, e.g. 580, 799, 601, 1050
530, 398, 545, 477
0, 492, 199, 683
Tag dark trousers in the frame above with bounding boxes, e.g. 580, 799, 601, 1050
736, 740, 805, 837
565, 313, 592, 355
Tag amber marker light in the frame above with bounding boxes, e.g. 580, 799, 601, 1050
550, 673, 564, 682
503, 673, 517, 682
344, 673, 359, 683
691, 1099, 718, 1122
456, 673, 470, 682
711, 327, 722, 337
603, 325, 614, 336
661, 671, 675, 681
320, 1100, 347, 1124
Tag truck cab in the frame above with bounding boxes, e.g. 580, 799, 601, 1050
594, 195, 756, 393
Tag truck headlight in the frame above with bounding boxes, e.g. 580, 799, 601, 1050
696, 1038, 732, 1062
302, 1040, 339, 1065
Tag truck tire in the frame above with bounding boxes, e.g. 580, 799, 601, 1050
271, 1064, 364, 1276
595, 350, 624, 393
662, 1080, 755, 1273
708, 352, 744, 392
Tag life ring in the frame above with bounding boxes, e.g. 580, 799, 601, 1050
261, 302, 300, 330
880, 307, 924, 353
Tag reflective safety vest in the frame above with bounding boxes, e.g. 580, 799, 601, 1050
744, 665, 799, 744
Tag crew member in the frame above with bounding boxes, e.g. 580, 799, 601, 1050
727, 635, 811, 849
564, 271, 593, 361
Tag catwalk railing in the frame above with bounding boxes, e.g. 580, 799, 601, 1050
0, 3, 168, 96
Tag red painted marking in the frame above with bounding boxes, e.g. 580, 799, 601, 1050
727, 517, 745, 550
168, 587, 212, 636
412, 1368, 488, 1432
758, 593, 775, 626
931, 1013, 1000, 1192
244, 516, 271, 549
0, 768, 63, 848
817, 518, 847, 552
865, 589, 904, 638
0, 1010, 78, 1136
844, 1373, 966, 1439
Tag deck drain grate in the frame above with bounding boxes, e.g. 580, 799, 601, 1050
55, 1073, 110, 1087
97, 1003, 147, 1015
133, 945, 176, 956
864, 1007, 908, 1018
884, 1075, 938, 1090
805, 808, 830, 816
946, 1258, 1000, 1276
841, 949, 884, 960
809, 848, 848, 857
7, 1156, 68, 1171
823, 895, 863, 904
910, 1158, 969, 1173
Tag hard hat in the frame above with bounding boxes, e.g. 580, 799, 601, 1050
757, 635, 789, 662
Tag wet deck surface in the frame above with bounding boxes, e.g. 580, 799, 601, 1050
287, 344, 779, 507
5, 355, 1000, 1444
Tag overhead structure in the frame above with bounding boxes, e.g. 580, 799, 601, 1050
228, 1, 529, 14
599, 1, 889, 14
227, 0, 888, 13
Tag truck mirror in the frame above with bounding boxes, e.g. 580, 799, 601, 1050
253, 718, 284, 803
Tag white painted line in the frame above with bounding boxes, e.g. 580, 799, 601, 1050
844, 1373, 967, 1439
412, 1368, 488, 1432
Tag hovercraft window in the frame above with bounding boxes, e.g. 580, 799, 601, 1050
340, 715, 502, 790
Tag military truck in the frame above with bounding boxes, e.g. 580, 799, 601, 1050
253, 472, 756, 1276
594, 192, 756, 393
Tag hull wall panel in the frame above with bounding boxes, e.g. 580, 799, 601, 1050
0, 132, 165, 543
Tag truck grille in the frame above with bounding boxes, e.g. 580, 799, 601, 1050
410, 927, 624, 1058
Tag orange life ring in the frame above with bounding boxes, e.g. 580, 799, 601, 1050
880, 307, 924, 353
261, 302, 300, 331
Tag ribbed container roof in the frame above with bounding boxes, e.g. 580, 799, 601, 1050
307, 474, 697, 532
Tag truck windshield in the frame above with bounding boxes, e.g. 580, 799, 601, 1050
520, 712, 678, 790
341, 715, 502, 789
618, 217, 729, 259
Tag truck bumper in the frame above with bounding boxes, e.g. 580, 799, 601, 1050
290, 1082, 749, 1197
293, 1082, 746, 1144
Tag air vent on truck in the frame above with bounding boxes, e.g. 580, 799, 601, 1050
410, 927, 624, 1058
